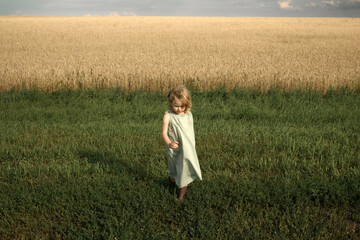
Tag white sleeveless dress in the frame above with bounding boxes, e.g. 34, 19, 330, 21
165, 110, 202, 188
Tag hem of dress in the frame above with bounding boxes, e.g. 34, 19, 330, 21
176, 176, 201, 189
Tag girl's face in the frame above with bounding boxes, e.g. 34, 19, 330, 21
172, 98, 186, 114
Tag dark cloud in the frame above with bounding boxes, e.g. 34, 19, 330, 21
339, 0, 360, 10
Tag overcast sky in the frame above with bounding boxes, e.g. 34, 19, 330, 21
0, 0, 359, 17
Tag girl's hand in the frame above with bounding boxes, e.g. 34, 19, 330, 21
169, 141, 179, 149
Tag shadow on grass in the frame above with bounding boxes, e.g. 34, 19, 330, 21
78, 150, 176, 196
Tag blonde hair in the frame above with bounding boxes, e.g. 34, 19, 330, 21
167, 86, 192, 112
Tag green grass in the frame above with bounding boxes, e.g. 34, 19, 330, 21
0, 88, 359, 239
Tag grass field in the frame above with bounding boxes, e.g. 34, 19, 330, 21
1, 88, 359, 239
1, 15, 359, 239
1, 16, 360, 92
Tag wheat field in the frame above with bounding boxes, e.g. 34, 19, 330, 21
1, 16, 359, 92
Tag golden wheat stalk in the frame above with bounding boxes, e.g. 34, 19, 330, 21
0, 16, 359, 92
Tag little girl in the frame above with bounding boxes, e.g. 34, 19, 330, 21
162, 86, 202, 201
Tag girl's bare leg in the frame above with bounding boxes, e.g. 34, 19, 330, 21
178, 186, 188, 201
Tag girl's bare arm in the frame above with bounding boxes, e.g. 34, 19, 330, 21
162, 112, 179, 149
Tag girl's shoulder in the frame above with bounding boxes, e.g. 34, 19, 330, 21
165, 110, 192, 118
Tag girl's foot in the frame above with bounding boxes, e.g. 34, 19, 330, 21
178, 185, 188, 201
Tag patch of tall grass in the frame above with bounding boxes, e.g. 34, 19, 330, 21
1, 17, 359, 92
